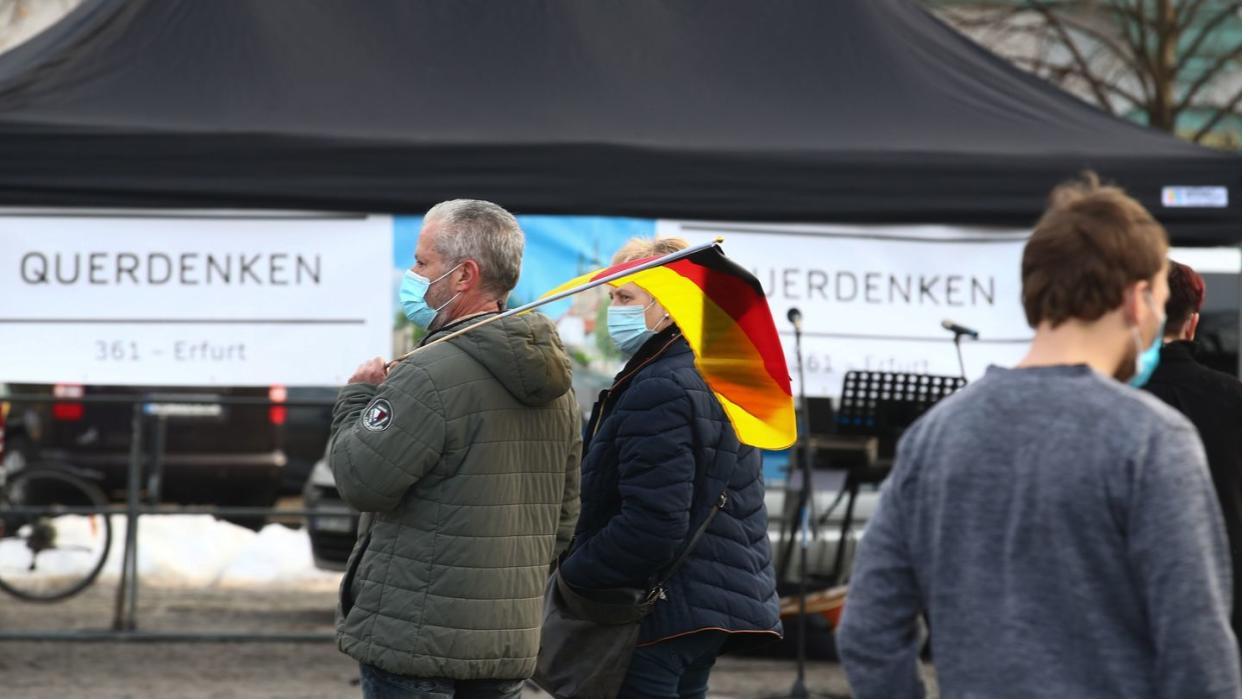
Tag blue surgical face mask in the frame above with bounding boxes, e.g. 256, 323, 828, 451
607, 301, 657, 357
399, 263, 461, 330
1129, 291, 1166, 388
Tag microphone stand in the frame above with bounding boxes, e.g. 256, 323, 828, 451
768, 317, 834, 699
952, 332, 967, 380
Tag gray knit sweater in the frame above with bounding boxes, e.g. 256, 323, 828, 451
837, 364, 1241, 699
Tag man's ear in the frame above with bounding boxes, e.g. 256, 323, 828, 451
1187, 312, 1201, 341
456, 259, 482, 291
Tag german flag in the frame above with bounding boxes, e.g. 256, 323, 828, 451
543, 244, 795, 450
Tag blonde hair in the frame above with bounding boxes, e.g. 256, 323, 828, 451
611, 237, 689, 265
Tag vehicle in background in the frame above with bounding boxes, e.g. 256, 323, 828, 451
303, 455, 359, 571
8, 383, 288, 513
302, 445, 876, 584
1, 382, 30, 475
282, 386, 338, 496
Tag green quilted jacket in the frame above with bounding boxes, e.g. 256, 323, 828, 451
328, 312, 582, 680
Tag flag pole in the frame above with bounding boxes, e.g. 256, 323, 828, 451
388, 237, 723, 367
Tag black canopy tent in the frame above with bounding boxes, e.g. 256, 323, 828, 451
0, 0, 1238, 243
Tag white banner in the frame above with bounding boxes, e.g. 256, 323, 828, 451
657, 220, 1034, 397
0, 213, 393, 386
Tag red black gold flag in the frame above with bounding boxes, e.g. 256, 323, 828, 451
543, 244, 795, 449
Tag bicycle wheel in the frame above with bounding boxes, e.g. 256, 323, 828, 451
0, 468, 113, 602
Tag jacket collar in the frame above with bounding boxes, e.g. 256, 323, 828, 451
610, 326, 685, 391
582, 328, 685, 446
419, 311, 500, 347
1160, 339, 1198, 364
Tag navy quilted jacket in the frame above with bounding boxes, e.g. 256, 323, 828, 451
559, 329, 782, 646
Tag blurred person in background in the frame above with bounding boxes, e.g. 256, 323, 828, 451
556, 237, 782, 699
1145, 259, 1242, 656
328, 199, 582, 699
836, 174, 1240, 698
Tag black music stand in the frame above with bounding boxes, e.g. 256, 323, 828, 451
827, 371, 965, 584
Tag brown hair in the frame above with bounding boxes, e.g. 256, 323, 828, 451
1021, 172, 1168, 328
611, 237, 689, 265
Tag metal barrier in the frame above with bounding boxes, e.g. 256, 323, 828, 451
0, 392, 348, 642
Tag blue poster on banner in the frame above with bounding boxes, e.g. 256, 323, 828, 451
392, 214, 655, 407
392, 214, 654, 316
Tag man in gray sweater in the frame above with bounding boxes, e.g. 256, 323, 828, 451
837, 173, 1242, 699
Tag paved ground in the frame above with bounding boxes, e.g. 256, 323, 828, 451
0, 584, 937, 698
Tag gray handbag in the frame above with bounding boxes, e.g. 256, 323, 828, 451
532, 489, 728, 699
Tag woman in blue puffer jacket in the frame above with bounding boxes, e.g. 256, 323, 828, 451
558, 237, 783, 699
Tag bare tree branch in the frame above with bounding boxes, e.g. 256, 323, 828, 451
1082, 42, 1149, 103
1192, 84, 1242, 141
1175, 1, 1242, 74
1104, 0, 1158, 97
1103, 0, 1144, 25
1118, 0, 1156, 76
1009, 56, 1147, 107
937, 7, 988, 28
1024, 0, 1116, 113
935, 0, 1242, 140
1047, 11, 1136, 64
1175, 41, 1242, 112
970, 2, 1152, 106
1010, 54, 1055, 74
954, 7, 1045, 47
938, 3, 1028, 28
1175, 0, 1215, 31
0, 1, 21, 29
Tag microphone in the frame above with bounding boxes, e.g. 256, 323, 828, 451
787, 307, 802, 333
941, 319, 979, 339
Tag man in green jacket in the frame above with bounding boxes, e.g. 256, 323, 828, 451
329, 200, 582, 699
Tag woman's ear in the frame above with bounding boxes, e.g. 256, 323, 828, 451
652, 302, 672, 330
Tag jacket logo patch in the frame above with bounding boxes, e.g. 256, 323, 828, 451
362, 398, 393, 432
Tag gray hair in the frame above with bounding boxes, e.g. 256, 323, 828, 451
424, 199, 525, 296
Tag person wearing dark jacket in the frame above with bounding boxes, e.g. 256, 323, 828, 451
558, 237, 782, 699
1144, 259, 1242, 653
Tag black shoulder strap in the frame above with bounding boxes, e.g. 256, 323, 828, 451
652, 488, 728, 591
652, 399, 746, 592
